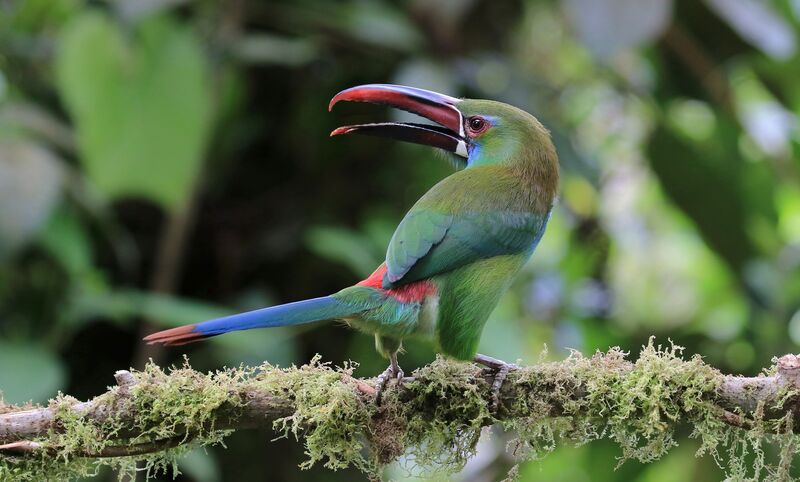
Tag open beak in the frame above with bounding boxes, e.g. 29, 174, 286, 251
329, 84, 468, 158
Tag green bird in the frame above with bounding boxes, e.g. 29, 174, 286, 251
145, 84, 559, 401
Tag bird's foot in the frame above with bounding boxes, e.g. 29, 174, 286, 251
375, 362, 404, 405
474, 353, 519, 413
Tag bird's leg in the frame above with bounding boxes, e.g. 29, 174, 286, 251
375, 351, 404, 404
474, 353, 518, 412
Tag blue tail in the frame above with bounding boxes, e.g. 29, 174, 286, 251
144, 296, 354, 346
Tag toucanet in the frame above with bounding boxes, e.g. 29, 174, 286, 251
144, 84, 560, 402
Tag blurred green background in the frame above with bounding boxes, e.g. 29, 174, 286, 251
1, 0, 800, 480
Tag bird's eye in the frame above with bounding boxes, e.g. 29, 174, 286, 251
468, 117, 485, 132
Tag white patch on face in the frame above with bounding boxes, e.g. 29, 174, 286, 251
455, 140, 468, 158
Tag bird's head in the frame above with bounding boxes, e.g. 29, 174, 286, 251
329, 84, 558, 175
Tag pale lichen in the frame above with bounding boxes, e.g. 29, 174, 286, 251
393, 356, 492, 468
498, 339, 800, 481
261, 355, 376, 472
1, 340, 800, 481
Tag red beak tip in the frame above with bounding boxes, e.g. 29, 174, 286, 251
328, 95, 343, 112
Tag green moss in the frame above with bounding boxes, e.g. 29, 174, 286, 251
394, 356, 491, 469
0, 360, 247, 481
2, 341, 800, 481
501, 339, 800, 481
0, 356, 378, 481
259, 356, 376, 473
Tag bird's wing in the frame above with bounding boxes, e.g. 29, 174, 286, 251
383, 208, 547, 288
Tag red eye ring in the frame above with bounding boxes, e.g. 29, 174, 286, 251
466, 116, 488, 135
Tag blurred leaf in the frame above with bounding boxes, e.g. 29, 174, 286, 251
392, 59, 458, 98
362, 216, 396, 251
268, 1, 422, 52
305, 225, 380, 277
341, 1, 423, 51
74, 290, 230, 327
0, 140, 64, 257
214, 328, 299, 367
666, 99, 717, 142
114, 0, 191, 23
179, 447, 221, 482
56, 12, 212, 211
4, 0, 82, 31
518, 443, 593, 481
646, 123, 760, 273
705, 0, 797, 60
478, 295, 528, 362
636, 443, 697, 482
0, 342, 65, 404
0, 102, 76, 153
777, 183, 800, 242
409, 0, 478, 37
39, 207, 92, 277
562, 0, 673, 60
728, 66, 798, 159
232, 34, 318, 66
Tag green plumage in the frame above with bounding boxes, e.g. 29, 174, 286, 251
144, 90, 560, 369
348, 100, 560, 360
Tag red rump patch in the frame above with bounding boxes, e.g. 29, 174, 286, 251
357, 263, 436, 303
356, 264, 388, 289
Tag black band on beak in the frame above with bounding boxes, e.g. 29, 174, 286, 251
331, 122, 468, 157
329, 84, 467, 158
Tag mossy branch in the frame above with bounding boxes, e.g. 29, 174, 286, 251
2, 340, 800, 481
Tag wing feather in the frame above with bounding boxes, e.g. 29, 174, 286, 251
385, 211, 452, 283
383, 209, 547, 288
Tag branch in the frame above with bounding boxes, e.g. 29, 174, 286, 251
2, 341, 800, 481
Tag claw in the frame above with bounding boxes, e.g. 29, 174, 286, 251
474, 353, 518, 412
375, 352, 403, 405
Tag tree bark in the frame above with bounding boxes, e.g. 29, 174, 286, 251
2, 346, 800, 479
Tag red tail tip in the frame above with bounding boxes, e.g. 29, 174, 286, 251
143, 325, 207, 347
